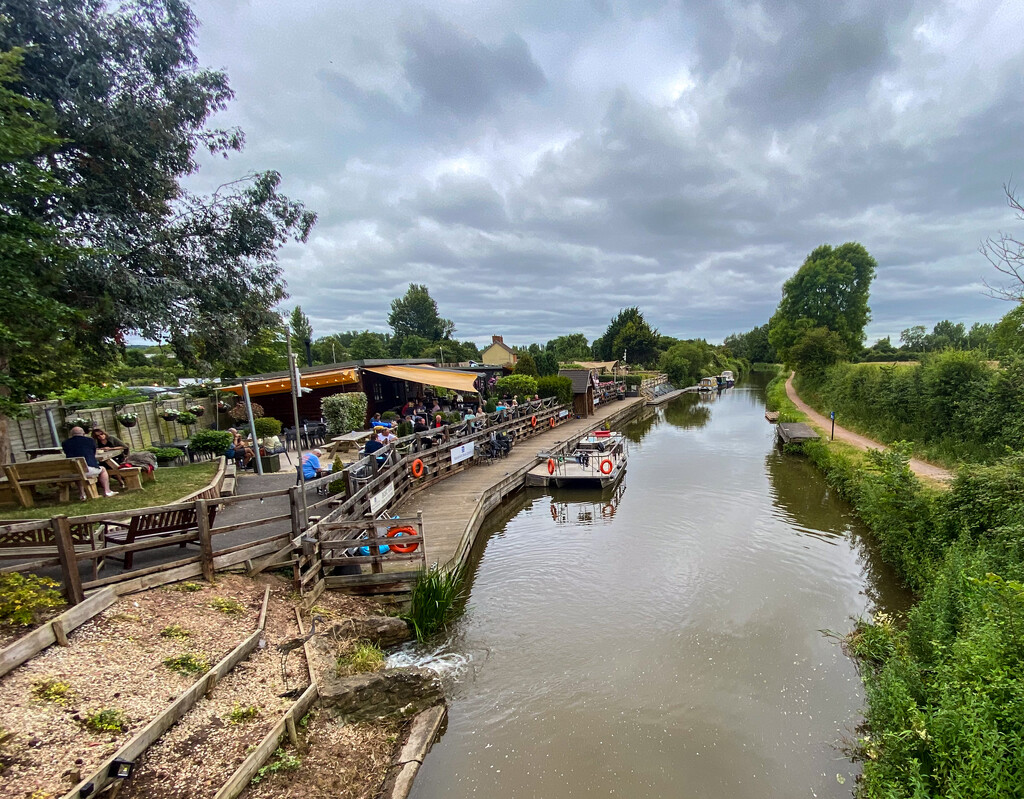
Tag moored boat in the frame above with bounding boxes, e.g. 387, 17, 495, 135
527, 430, 627, 488
721, 370, 735, 387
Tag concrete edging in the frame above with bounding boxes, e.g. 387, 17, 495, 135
381, 704, 448, 799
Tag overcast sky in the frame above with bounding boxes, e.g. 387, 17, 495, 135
188, 0, 1024, 348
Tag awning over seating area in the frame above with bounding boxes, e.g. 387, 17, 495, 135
362, 364, 480, 395
221, 368, 359, 396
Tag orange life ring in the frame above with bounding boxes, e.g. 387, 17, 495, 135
531, 415, 537, 428
549, 417, 556, 428
547, 458, 556, 475
600, 459, 613, 475
411, 458, 425, 478
387, 526, 419, 554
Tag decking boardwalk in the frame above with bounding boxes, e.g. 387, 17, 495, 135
392, 397, 645, 569
777, 422, 819, 444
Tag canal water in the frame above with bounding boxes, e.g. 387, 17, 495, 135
406, 377, 911, 799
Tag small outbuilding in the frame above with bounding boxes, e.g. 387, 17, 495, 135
558, 368, 597, 418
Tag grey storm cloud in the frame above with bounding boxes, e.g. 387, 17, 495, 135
187, 0, 1024, 347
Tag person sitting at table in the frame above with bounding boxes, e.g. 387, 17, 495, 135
379, 426, 398, 445
475, 406, 487, 429
301, 448, 328, 480
400, 400, 413, 419
430, 398, 441, 414
228, 428, 255, 470
260, 432, 282, 453
91, 427, 129, 486
61, 426, 116, 498
369, 412, 391, 429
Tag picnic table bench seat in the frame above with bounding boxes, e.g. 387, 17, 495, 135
102, 505, 217, 570
3, 458, 99, 508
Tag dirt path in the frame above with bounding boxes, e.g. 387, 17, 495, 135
784, 373, 953, 483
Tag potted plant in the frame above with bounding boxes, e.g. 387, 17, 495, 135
159, 408, 180, 422
66, 415, 93, 430
116, 411, 139, 428
175, 411, 197, 427
186, 404, 206, 417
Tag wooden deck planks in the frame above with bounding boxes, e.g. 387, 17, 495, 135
392, 398, 644, 568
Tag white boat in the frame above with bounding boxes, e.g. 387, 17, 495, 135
721, 370, 735, 387
527, 430, 627, 488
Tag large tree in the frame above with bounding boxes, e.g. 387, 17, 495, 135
0, 0, 315, 382
981, 185, 1024, 301
768, 242, 876, 364
387, 284, 455, 346
592, 307, 659, 364
289, 306, 314, 364
546, 334, 590, 363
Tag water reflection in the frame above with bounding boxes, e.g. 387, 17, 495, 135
623, 406, 658, 442
663, 394, 712, 429
409, 377, 912, 799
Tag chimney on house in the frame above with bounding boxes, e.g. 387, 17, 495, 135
492, 335, 504, 345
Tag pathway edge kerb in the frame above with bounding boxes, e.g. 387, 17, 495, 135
783, 372, 953, 483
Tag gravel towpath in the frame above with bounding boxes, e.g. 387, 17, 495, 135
784, 372, 953, 484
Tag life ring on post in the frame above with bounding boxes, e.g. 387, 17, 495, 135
549, 417, 556, 428
600, 459, 614, 475
547, 458, 557, 475
531, 416, 537, 428
386, 526, 420, 554
411, 458, 425, 478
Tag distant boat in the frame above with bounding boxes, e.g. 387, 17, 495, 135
721, 370, 735, 387
698, 376, 717, 392
527, 430, 627, 489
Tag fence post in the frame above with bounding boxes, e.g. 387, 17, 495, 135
370, 517, 383, 575
52, 515, 85, 605
195, 498, 215, 583
288, 486, 303, 535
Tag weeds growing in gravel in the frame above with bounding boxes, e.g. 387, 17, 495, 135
174, 582, 204, 592
160, 624, 191, 638
84, 708, 128, 733
0, 574, 64, 626
163, 653, 209, 675
32, 678, 72, 704
210, 597, 245, 615
228, 704, 260, 724
251, 748, 301, 784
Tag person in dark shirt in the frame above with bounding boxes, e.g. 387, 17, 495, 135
61, 427, 116, 497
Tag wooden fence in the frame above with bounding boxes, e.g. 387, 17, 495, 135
7, 396, 219, 461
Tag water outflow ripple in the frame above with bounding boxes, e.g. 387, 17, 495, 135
408, 378, 911, 799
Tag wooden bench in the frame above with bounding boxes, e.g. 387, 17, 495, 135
3, 458, 99, 508
102, 506, 217, 569
0, 519, 103, 579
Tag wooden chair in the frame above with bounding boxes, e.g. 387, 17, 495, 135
3, 458, 98, 508
101, 505, 217, 569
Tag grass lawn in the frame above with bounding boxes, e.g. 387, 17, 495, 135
0, 462, 219, 521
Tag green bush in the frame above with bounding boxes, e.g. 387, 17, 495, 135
49, 384, 146, 404
174, 411, 197, 426
381, 411, 399, 423
0, 573, 64, 626
624, 374, 643, 387
253, 417, 282, 438
189, 429, 233, 455
536, 375, 572, 404
494, 374, 538, 400
147, 446, 184, 461
396, 420, 413, 438
484, 398, 497, 413
321, 392, 368, 435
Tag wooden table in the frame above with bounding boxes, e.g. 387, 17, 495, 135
323, 430, 373, 460
25, 447, 64, 459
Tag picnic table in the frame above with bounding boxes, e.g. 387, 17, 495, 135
25, 447, 64, 459
3, 457, 99, 507
323, 430, 373, 460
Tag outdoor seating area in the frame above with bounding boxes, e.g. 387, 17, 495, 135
3, 458, 99, 507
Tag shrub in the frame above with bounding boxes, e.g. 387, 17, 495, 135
189, 429, 233, 455
484, 399, 497, 413
0, 573, 64, 626
495, 374, 538, 400
536, 375, 572, 404
396, 420, 413, 438
50, 384, 146, 404
381, 411, 399, 423
624, 374, 643, 387
147, 446, 184, 461
174, 411, 197, 426
253, 417, 282, 438
322, 392, 368, 435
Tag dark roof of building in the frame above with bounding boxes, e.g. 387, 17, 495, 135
237, 358, 436, 382
558, 368, 595, 394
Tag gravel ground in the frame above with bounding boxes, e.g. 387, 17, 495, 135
0, 574, 387, 798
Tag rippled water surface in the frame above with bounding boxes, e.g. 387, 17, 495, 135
408, 377, 910, 799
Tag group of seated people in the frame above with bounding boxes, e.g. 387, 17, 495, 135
59, 426, 124, 498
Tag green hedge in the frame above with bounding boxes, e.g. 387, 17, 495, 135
536, 375, 572, 404
322, 392, 368, 435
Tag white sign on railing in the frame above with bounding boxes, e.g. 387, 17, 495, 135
370, 482, 395, 515
559, 409, 570, 418
451, 441, 475, 465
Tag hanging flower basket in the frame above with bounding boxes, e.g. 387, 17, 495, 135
176, 411, 197, 426
116, 412, 139, 428
187, 404, 206, 417
66, 416, 93, 430
159, 408, 181, 422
